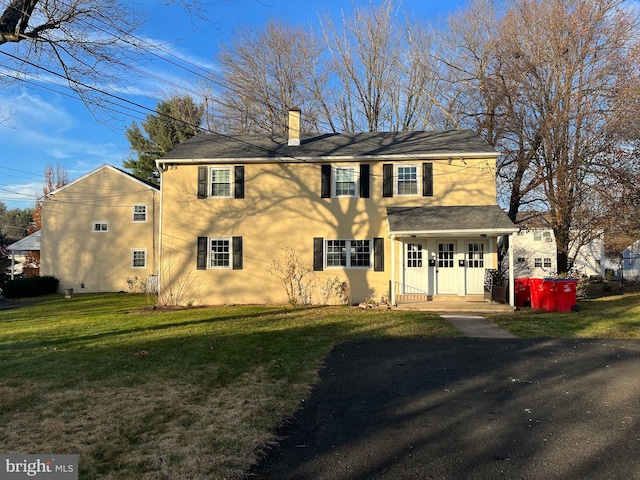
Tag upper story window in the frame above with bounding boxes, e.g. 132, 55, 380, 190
133, 204, 147, 222
321, 164, 370, 199
383, 163, 432, 198
534, 230, 552, 242
334, 166, 357, 197
211, 168, 232, 197
396, 165, 418, 195
93, 221, 108, 233
198, 166, 244, 199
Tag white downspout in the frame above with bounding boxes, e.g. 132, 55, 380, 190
391, 234, 396, 306
508, 233, 515, 307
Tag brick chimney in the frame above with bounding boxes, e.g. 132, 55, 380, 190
288, 108, 301, 146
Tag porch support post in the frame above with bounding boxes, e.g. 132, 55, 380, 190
508, 233, 515, 307
390, 234, 396, 306
10, 251, 15, 280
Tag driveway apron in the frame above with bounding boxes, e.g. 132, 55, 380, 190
250, 338, 640, 480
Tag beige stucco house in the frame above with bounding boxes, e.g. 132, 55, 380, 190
40, 164, 160, 294
156, 111, 518, 306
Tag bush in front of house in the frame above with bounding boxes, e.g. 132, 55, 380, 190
1, 276, 59, 298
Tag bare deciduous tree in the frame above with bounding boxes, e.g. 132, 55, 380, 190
209, 18, 325, 135
441, 0, 640, 273
0, 0, 209, 116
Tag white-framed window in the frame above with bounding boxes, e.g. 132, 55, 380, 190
406, 243, 423, 268
396, 165, 419, 196
209, 238, 231, 268
517, 257, 526, 263
326, 239, 372, 268
210, 167, 232, 197
534, 258, 543, 267
544, 258, 552, 268
131, 249, 147, 268
333, 166, 358, 197
93, 221, 108, 233
132, 204, 147, 223
534, 230, 552, 242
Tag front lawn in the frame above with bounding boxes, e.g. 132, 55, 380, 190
489, 292, 640, 338
0, 294, 456, 479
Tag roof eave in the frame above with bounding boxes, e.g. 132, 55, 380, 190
157, 151, 499, 166
389, 227, 519, 238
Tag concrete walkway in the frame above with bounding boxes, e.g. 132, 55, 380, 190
440, 314, 517, 338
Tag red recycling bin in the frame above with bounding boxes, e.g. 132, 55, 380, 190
539, 279, 557, 312
529, 278, 544, 309
515, 278, 530, 307
555, 279, 578, 312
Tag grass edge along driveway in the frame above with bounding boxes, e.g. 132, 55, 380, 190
0, 293, 456, 480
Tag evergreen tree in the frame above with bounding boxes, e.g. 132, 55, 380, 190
123, 96, 203, 185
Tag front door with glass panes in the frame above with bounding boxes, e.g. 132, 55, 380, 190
465, 240, 487, 294
403, 242, 428, 293
437, 242, 457, 294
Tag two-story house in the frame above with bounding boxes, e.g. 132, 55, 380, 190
156, 110, 518, 306
512, 212, 605, 278
40, 164, 160, 293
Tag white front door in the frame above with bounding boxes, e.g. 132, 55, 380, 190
437, 242, 457, 294
403, 242, 428, 293
465, 240, 487, 294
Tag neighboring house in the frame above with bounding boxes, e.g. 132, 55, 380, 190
6, 230, 41, 280
156, 109, 518, 306
511, 213, 605, 278
621, 240, 640, 280
40, 165, 160, 293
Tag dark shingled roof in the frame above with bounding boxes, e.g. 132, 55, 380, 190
387, 205, 517, 234
159, 129, 497, 162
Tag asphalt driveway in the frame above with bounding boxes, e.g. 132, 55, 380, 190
250, 338, 640, 479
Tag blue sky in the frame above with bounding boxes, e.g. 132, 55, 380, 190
0, 0, 467, 210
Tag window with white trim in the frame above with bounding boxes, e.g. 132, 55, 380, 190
406, 243, 423, 268
534, 258, 543, 268
133, 204, 147, 222
132, 249, 147, 268
333, 166, 357, 197
93, 221, 108, 232
210, 167, 232, 197
326, 239, 372, 268
396, 165, 418, 196
543, 258, 552, 268
209, 238, 231, 268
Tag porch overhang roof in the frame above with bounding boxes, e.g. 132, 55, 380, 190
387, 206, 519, 238
7, 230, 41, 252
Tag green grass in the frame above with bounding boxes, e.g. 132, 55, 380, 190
0, 293, 457, 479
489, 292, 640, 338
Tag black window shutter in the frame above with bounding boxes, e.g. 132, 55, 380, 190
197, 166, 208, 199
197, 236, 208, 269
232, 236, 243, 270
383, 164, 393, 197
313, 237, 324, 271
374, 237, 384, 272
321, 165, 331, 198
360, 164, 370, 198
234, 166, 244, 199
423, 163, 433, 197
